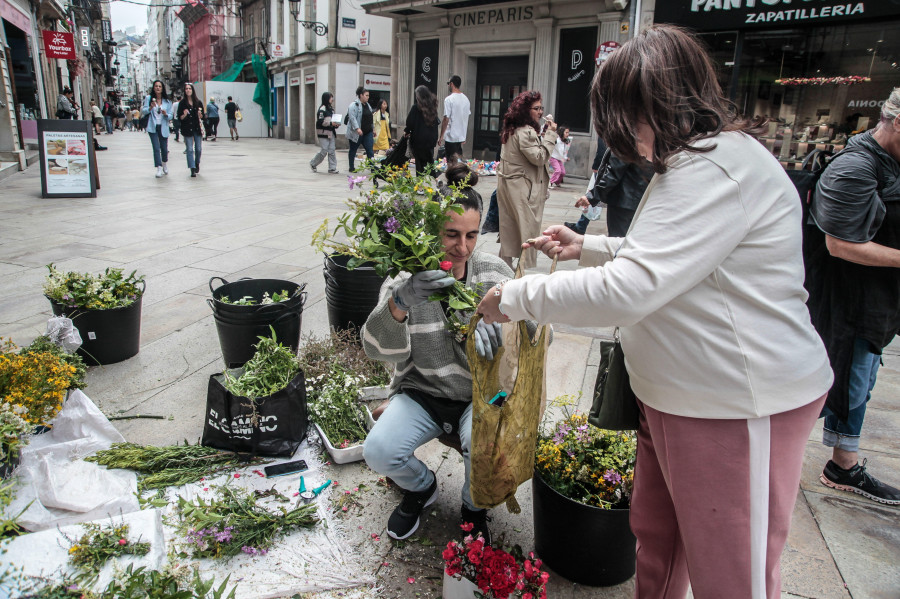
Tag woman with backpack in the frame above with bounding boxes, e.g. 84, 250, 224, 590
310, 92, 339, 173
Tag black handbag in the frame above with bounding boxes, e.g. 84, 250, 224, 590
588, 329, 639, 430
587, 148, 613, 207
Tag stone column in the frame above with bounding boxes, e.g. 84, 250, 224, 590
437, 26, 451, 93
396, 30, 411, 118
532, 18, 555, 99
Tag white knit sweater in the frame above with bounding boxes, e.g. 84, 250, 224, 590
500, 131, 833, 419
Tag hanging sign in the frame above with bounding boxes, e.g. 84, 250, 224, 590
41, 30, 77, 60
556, 26, 597, 133
101, 19, 112, 42
595, 41, 620, 66
271, 43, 284, 58
79, 27, 90, 47
37, 119, 97, 198
414, 39, 439, 95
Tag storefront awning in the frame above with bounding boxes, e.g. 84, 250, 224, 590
212, 61, 247, 82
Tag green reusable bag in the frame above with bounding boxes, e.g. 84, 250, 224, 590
588, 330, 639, 430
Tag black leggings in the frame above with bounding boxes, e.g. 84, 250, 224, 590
208, 117, 219, 138
411, 146, 434, 176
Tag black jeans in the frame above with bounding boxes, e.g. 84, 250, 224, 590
574, 205, 636, 237
411, 145, 434, 176
208, 117, 219, 138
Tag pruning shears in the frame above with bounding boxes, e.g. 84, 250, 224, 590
296, 476, 332, 505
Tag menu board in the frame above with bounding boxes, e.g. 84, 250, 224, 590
37, 120, 96, 198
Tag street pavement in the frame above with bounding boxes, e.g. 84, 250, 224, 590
0, 131, 898, 598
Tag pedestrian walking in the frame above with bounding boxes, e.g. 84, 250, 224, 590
404, 85, 440, 176
373, 99, 391, 153
131, 107, 141, 131
178, 83, 205, 178
141, 79, 173, 178
548, 125, 570, 187
89, 100, 103, 134
439, 75, 471, 164
806, 87, 900, 506
102, 98, 114, 134
56, 88, 76, 119
495, 90, 557, 269
310, 91, 339, 173
478, 25, 833, 598
346, 86, 374, 171
224, 96, 240, 141
206, 98, 220, 141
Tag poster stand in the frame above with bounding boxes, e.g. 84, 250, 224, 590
37, 119, 97, 198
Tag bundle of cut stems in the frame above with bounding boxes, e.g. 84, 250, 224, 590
86, 442, 267, 490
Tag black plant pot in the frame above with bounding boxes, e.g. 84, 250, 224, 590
213, 309, 302, 369
532, 470, 636, 586
208, 277, 308, 315
0, 451, 19, 479
49, 296, 143, 366
323, 253, 386, 336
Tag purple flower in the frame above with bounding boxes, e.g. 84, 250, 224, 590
383, 217, 399, 233
348, 175, 367, 189
603, 469, 622, 485
241, 545, 268, 556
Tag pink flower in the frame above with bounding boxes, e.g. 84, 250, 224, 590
342, 506, 348, 512
460, 522, 474, 532
233, 473, 241, 479
118, 539, 127, 546
348, 175, 367, 189
203, 487, 209, 491
440, 260, 453, 271
407, 577, 415, 584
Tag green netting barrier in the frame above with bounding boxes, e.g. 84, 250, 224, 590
212, 61, 247, 82
251, 54, 271, 124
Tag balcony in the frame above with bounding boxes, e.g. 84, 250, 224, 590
233, 37, 264, 63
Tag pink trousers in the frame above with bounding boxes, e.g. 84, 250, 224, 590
631, 395, 826, 599
549, 157, 565, 184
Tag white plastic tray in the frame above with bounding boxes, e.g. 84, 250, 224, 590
314, 406, 375, 464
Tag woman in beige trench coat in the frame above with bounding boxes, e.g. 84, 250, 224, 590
497, 90, 558, 269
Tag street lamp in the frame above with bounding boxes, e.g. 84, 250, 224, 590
287, 0, 327, 36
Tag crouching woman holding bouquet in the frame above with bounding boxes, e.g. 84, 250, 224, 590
362, 164, 518, 545
477, 25, 833, 598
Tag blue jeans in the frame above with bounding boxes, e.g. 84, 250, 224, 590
104, 115, 113, 134
348, 131, 374, 171
822, 337, 881, 452
363, 392, 478, 510
148, 130, 169, 167
184, 134, 202, 169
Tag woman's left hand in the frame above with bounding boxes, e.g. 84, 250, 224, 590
477, 286, 512, 325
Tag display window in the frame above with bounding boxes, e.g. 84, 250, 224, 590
698, 20, 900, 167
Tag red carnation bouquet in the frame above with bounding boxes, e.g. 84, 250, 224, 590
442, 524, 549, 599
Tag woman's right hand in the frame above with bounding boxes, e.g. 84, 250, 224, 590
524, 225, 584, 261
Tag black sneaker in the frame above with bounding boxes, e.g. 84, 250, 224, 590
387, 473, 438, 540
310, 163, 317, 172
564, 221, 586, 235
461, 505, 492, 545
820, 458, 900, 505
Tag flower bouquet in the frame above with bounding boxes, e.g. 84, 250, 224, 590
442, 524, 549, 599
0, 338, 80, 429
534, 412, 636, 509
312, 163, 479, 315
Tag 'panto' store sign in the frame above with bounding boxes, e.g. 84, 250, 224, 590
656, 1, 900, 30
451, 5, 534, 28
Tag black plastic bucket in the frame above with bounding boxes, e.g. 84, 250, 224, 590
209, 277, 307, 315
532, 470, 636, 586
323, 254, 386, 334
49, 296, 143, 366
213, 310, 303, 369
206, 299, 298, 324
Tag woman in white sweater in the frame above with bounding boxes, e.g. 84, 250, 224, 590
477, 25, 833, 599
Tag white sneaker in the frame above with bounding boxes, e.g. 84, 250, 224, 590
155, 166, 164, 178
162, 163, 169, 175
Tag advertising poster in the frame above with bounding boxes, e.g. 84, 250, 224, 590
37, 120, 97, 198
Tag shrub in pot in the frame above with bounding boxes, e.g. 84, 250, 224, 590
43, 264, 145, 365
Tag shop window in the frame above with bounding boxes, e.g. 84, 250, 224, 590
721, 21, 900, 167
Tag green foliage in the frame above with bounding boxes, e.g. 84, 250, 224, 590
297, 329, 390, 388
222, 331, 301, 401
20, 336, 88, 391
173, 485, 317, 559
20, 565, 236, 599
306, 363, 369, 448
85, 442, 265, 491
0, 477, 27, 538
311, 163, 478, 313
43, 264, 145, 310
219, 290, 290, 306
65, 522, 151, 574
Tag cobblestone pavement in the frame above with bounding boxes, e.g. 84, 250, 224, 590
1, 131, 897, 598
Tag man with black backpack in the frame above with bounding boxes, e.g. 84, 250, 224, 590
806, 88, 900, 506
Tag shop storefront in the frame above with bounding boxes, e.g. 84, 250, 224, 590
655, 1, 900, 169
365, 0, 633, 175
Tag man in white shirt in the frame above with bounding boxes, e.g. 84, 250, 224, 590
439, 75, 471, 165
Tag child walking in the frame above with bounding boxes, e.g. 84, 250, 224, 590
549, 126, 570, 188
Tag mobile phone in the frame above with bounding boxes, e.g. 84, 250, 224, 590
264, 460, 308, 478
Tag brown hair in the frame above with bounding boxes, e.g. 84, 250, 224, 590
591, 24, 765, 174
414, 85, 438, 124
501, 90, 542, 144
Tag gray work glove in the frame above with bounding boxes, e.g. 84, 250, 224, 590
474, 320, 503, 360
391, 270, 456, 311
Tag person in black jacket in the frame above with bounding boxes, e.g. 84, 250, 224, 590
405, 86, 440, 176
565, 137, 654, 237
310, 92, 339, 173
177, 83, 205, 177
